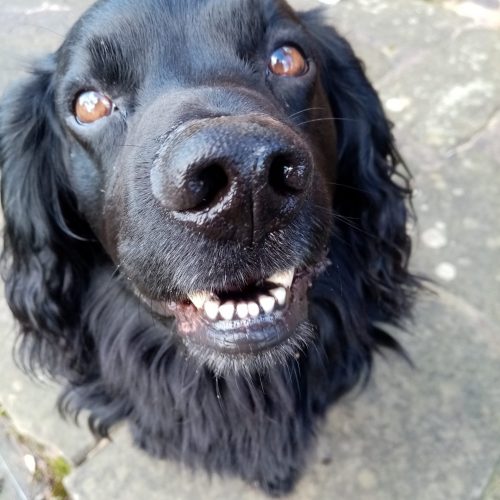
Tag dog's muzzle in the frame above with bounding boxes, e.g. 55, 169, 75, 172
134, 114, 318, 355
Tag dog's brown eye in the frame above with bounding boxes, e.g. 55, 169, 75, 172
268, 46, 308, 77
74, 91, 113, 124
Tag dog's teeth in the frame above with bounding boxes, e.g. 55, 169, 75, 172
259, 295, 275, 314
219, 301, 235, 321
188, 291, 211, 309
236, 302, 249, 319
268, 269, 294, 288
270, 287, 287, 306
248, 302, 260, 318
204, 300, 220, 320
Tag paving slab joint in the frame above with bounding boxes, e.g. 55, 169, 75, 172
0, 405, 72, 499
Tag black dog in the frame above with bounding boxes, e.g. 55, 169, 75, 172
0, 0, 417, 494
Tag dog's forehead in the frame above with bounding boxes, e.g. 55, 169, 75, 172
60, 0, 300, 88
70, 0, 295, 48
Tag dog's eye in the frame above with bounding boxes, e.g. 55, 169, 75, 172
74, 91, 113, 124
268, 46, 308, 77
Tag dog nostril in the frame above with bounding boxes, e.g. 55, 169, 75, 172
268, 154, 310, 195
151, 158, 229, 212
189, 163, 229, 211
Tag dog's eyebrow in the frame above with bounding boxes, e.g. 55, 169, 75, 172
86, 36, 137, 90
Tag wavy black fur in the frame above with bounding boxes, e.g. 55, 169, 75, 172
0, 1, 418, 495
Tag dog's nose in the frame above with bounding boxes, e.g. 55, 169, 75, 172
151, 115, 312, 242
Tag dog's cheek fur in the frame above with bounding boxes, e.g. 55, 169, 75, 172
0, 57, 97, 380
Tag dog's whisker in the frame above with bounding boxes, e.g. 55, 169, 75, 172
16, 22, 66, 39
309, 201, 379, 239
296, 116, 362, 126
332, 214, 378, 239
324, 181, 376, 195
287, 106, 328, 119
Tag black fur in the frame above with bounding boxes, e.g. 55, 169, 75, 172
0, 0, 418, 495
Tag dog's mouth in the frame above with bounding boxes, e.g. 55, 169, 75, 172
144, 268, 312, 355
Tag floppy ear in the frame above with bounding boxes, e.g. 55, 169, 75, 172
0, 57, 95, 377
302, 12, 418, 324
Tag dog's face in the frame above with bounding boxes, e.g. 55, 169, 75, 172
56, 0, 336, 366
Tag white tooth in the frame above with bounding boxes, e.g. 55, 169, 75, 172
259, 295, 276, 314
268, 269, 294, 288
188, 291, 211, 309
270, 287, 287, 306
219, 301, 235, 321
204, 300, 220, 320
236, 302, 249, 319
248, 302, 260, 318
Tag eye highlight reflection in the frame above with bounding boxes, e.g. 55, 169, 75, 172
74, 90, 113, 124
268, 46, 308, 77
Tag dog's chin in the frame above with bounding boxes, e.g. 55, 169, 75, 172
138, 268, 318, 376
183, 320, 316, 376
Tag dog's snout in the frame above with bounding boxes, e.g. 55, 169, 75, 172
151, 116, 312, 241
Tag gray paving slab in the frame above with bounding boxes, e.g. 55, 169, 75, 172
379, 27, 500, 154
0, 423, 39, 500
291, 0, 470, 84
484, 461, 500, 500
373, 15, 500, 323
311, 0, 468, 81
0, 0, 88, 90
0, 474, 24, 500
410, 114, 500, 324
369, 1, 500, 327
